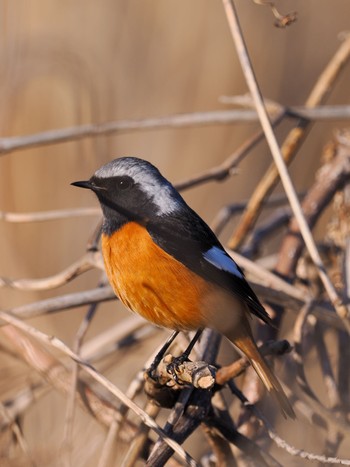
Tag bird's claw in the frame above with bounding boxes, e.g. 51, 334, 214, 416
166, 355, 190, 385
145, 364, 159, 382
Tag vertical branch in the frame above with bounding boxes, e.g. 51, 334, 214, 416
221, 0, 349, 327
228, 34, 350, 250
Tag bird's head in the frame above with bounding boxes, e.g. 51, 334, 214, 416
72, 157, 184, 231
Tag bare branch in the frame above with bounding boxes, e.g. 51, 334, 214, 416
228, 251, 344, 329
253, 0, 297, 28
7, 286, 116, 321
0, 207, 100, 223
229, 33, 350, 249
146, 354, 216, 390
222, 0, 349, 326
1, 106, 350, 156
0, 401, 36, 466
215, 339, 292, 386
175, 111, 284, 191
0, 251, 103, 291
230, 381, 350, 465
0, 311, 199, 467
62, 288, 101, 467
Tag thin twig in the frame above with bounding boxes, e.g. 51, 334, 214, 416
289, 306, 350, 434
253, 0, 297, 28
267, 427, 350, 465
80, 315, 149, 362
228, 33, 350, 249
0, 251, 104, 291
215, 339, 292, 386
0, 310, 199, 467
211, 192, 295, 236
203, 413, 273, 467
1, 326, 127, 430
222, 0, 350, 326
241, 208, 292, 258
62, 286, 101, 467
0, 402, 37, 467
0, 207, 100, 223
146, 330, 221, 466
121, 402, 160, 467
4, 286, 116, 321
112, 350, 165, 461
227, 250, 344, 329
0, 384, 48, 430
229, 381, 350, 465
175, 111, 284, 191
292, 302, 318, 400
314, 322, 342, 409
97, 419, 119, 467
1, 106, 350, 155
274, 139, 350, 279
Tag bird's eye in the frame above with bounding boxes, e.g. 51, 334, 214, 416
117, 176, 133, 191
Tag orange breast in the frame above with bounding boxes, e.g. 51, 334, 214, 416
101, 222, 213, 331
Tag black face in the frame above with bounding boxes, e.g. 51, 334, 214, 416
90, 174, 159, 234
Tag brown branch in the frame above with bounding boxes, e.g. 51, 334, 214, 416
0, 105, 350, 156
145, 330, 222, 466
229, 34, 350, 250
0, 207, 100, 223
62, 293, 100, 465
291, 302, 320, 399
1, 325, 127, 430
275, 135, 350, 279
0, 401, 35, 466
216, 339, 292, 386
238, 135, 350, 438
253, 0, 297, 28
314, 322, 342, 409
3, 286, 115, 321
175, 111, 285, 191
0, 251, 103, 291
120, 402, 160, 467
211, 192, 294, 236
227, 252, 344, 329
148, 354, 216, 390
202, 414, 273, 467
0, 312, 198, 467
287, 302, 350, 437
266, 428, 350, 465
229, 378, 350, 465
223, 0, 348, 322
145, 389, 211, 467
201, 424, 238, 467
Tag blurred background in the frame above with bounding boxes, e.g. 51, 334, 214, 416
1, 1, 350, 465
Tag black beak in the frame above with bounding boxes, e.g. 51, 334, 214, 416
71, 180, 93, 190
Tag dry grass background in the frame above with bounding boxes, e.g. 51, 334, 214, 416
1, 1, 350, 466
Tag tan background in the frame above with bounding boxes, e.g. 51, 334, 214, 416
1, 1, 350, 465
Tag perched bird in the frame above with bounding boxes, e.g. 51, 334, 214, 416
72, 157, 294, 418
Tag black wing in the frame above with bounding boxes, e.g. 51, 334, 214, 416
147, 207, 271, 325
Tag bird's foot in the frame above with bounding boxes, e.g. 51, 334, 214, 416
166, 354, 191, 385
146, 361, 159, 381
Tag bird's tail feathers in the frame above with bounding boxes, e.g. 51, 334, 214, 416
250, 352, 295, 419
233, 334, 295, 419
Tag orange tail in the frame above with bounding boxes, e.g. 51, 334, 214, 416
233, 334, 295, 419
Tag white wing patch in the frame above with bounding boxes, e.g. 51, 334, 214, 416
203, 246, 244, 278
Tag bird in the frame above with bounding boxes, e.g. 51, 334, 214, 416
72, 156, 295, 419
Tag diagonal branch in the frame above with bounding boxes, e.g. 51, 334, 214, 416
0, 311, 199, 467
0, 251, 103, 291
228, 32, 350, 250
222, 0, 350, 327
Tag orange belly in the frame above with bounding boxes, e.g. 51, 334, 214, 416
101, 222, 213, 331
